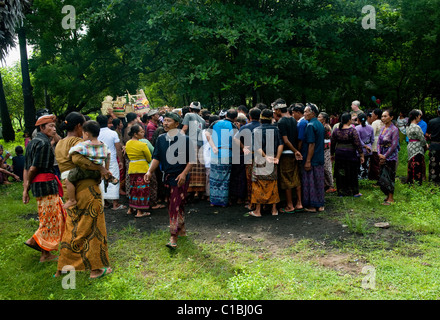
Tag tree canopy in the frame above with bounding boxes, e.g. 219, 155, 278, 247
20, 0, 440, 117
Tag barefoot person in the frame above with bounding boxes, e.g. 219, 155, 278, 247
22, 114, 66, 263
144, 112, 194, 249
54, 112, 112, 279
126, 124, 152, 218
301, 104, 326, 212
63, 120, 115, 209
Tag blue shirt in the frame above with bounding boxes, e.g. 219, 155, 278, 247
297, 118, 308, 141
209, 119, 238, 160
301, 117, 325, 166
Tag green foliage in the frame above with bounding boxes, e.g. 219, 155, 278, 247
22, 0, 439, 115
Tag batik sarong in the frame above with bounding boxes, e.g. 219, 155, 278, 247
128, 173, 150, 210
210, 160, 231, 206
407, 153, 425, 185
279, 154, 301, 190
168, 179, 190, 237
429, 148, 440, 184
34, 194, 67, 252
301, 164, 325, 208
57, 180, 110, 272
251, 162, 279, 204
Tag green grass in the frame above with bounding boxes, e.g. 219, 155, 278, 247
1, 139, 440, 300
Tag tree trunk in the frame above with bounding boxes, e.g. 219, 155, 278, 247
0, 71, 16, 142
18, 27, 36, 135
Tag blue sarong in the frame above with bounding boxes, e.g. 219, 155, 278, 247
210, 161, 232, 206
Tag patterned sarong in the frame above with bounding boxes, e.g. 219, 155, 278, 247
407, 153, 425, 185
57, 180, 110, 272
279, 154, 301, 189
188, 145, 206, 193
210, 161, 231, 206
168, 179, 190, 237
429, 149, 440, 184
128, 173, 150, 210
301, 164, 325, 208
34, 194, 67, 252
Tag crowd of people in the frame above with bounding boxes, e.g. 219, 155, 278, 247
3, 98, 440, 279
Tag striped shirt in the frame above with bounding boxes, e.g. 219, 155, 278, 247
68, 140, 110, 165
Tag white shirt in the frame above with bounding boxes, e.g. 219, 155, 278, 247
98, 127, 120, 164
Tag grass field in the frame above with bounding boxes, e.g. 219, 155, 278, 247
1, 137, 440, 300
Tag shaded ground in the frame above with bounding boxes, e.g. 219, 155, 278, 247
106, 195, 349, 252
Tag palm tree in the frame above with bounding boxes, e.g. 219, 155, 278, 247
0, 0, 27, 142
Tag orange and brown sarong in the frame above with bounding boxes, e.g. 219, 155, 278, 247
33, 194, 67, 252
57, 179, 110, 272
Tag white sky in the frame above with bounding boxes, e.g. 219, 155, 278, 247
1, 43, 33, 68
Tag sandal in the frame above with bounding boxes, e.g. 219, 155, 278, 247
280, 208, 295, 214
166, 242, 178, 249
90, 267, 112, 279
134, 212, 151, 218
248, 211, 262, 218
111, 204, 127, 211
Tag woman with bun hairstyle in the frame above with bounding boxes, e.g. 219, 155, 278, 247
54, 112, 113, 279
406, 109, 427, 185
377, 109, 399, 205
355, 112, 374, 179
330, 112, 364, 197
125, 124, 152, 218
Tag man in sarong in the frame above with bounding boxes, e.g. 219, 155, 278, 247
181, 101, 206, 199
144, 112, 194, 249
301, 104, 325, 212
273, 99, 304, 213
205, 109, 238, 207
23, 114, 66, 263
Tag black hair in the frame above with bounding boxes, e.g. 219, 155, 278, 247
112, 118, 121, 128
255, 102, 267, 111
383, 109, 395, 119
292, 103, 305, 113
15, 145, 24, 155
209, 115, 220, 125
407, 109, 421, 126
373, 108, 383, 118
358, 112, 367, 127
182, 106, 190, 117
249, 107, 261, 121
60, 112, 85, 132
260, 109, 273, 124
226, 109, 238, 120
82, 120, 101, 138
339, 113, 352, 129
142, 113, 149, 123
126, 112, 137, 124
128, 124, 142, 138
237, 105, 248, 114
96, 115, 109, 128
201, 109, 211, 120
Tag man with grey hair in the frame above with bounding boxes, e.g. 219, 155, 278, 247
351, 100, 363, 118
301, 103, 325, 212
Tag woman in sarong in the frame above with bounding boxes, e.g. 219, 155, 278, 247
406, 110, 427, 185
248, 109, 283, 217
377, 109, 399, 205
318, 112, 336, 193
355, 113, 374, 180
331, 113, 364, 197
54, 112, 112, 278
125, 124, 152, 217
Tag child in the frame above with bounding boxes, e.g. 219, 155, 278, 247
63, 120, 118, 209
12, 145, 25, 181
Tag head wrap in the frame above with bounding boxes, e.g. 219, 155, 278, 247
164, 112, 182, 123
35, 114, 57, 126
190, 101, 201, 110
